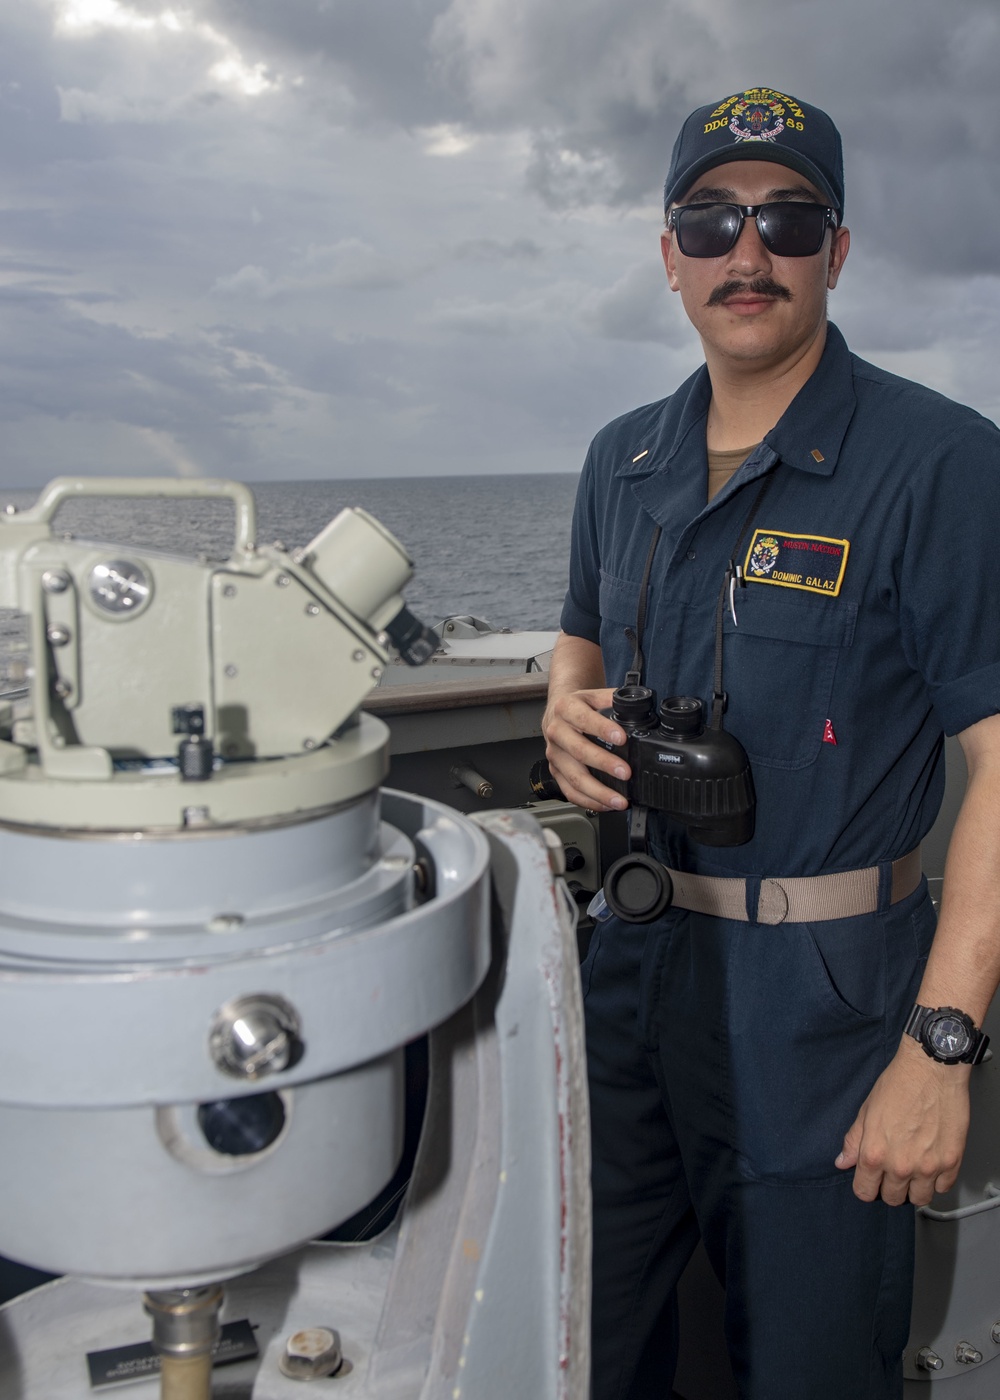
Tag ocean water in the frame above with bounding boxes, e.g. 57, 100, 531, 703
2, 475, 579, 633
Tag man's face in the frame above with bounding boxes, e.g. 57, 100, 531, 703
661, 159, 850, 371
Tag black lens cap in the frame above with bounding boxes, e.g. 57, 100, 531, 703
602, 854, 673, 923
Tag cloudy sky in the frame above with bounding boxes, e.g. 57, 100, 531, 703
2, 0, 999, 485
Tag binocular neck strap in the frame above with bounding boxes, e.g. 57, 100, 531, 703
711, 471, 776, 729
626, 467, 775, 706
625, 523, 663, 686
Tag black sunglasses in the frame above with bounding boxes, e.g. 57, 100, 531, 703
667, 202, 839, 259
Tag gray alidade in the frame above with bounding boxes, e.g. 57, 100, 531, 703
0, 478, 590, 1400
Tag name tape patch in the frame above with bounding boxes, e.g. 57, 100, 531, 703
744, 529, 849, 597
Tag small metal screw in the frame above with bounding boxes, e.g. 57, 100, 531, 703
209, 994, 301, 1080
51, 734, 65, 748
915, 1347, 943, 1372
276, 573, 290, 588
956, 1342, 983, 1366
222, 584, 237, 598
224, 664, 238, 678
303, 737, 317, 749
992, 1322, 1000, 1346
279, 1327, 347, 1380
53, 678, 73, 699
305, 603, 320, 616
370, 666, 382, 680
352, 650, 365, 662
46, 623, 71, 647
42, 569, 71, 594
3, 503, 16, 516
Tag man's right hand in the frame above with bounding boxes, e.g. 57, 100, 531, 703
541, 685, 631, 812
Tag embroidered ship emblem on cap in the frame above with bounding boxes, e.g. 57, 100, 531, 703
730, 94, 786, 143
701, 89, 807, 144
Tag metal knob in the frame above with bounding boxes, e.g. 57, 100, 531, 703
915, 1347, 943, 1371
209, 995, 301, 1080
956, 1342, 983, 1365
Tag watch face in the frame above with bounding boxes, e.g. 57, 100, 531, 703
928, 1014, 972, 1059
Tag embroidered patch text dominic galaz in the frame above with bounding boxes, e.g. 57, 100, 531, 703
743, 530, 850, 597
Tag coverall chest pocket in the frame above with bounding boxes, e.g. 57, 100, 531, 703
721, 592, 856, 770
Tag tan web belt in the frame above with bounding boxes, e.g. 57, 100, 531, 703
663, 848, 922, 925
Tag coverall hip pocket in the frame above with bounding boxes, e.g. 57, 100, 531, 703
726, 908, 901, 1184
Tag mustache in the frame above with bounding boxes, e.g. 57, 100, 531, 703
706, 277, 792, 308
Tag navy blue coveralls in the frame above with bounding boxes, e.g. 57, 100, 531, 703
560, 325, 1000, 1400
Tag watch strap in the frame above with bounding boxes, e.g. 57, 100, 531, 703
903, 1003, 929, 1041
967, 1024, 991, 1066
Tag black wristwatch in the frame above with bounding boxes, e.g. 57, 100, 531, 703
904, 1004, 990, 1065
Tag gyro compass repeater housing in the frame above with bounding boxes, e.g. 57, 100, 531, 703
0, 476, 488, 1289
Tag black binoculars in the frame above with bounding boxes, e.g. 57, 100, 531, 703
594, 686, 755, 924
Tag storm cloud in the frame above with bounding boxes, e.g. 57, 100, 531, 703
1, 0, 998, 484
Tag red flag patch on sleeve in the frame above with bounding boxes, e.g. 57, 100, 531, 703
823, 719, 837, 745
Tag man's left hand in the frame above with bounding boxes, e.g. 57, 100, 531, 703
835, 1036, 971, 1206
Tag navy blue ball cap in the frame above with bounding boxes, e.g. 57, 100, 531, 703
664, 87, 844, 214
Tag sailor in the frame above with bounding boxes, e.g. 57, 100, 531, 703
542, 87, 1000, 1399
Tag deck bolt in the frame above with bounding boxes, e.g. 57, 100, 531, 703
279, 1326, 348, 1380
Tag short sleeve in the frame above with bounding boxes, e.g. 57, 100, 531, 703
897, 416, 1000, 736
559, 443, 602, 643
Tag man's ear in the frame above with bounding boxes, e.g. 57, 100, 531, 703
661, 228, 681, 292
828, 225, 850, 289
